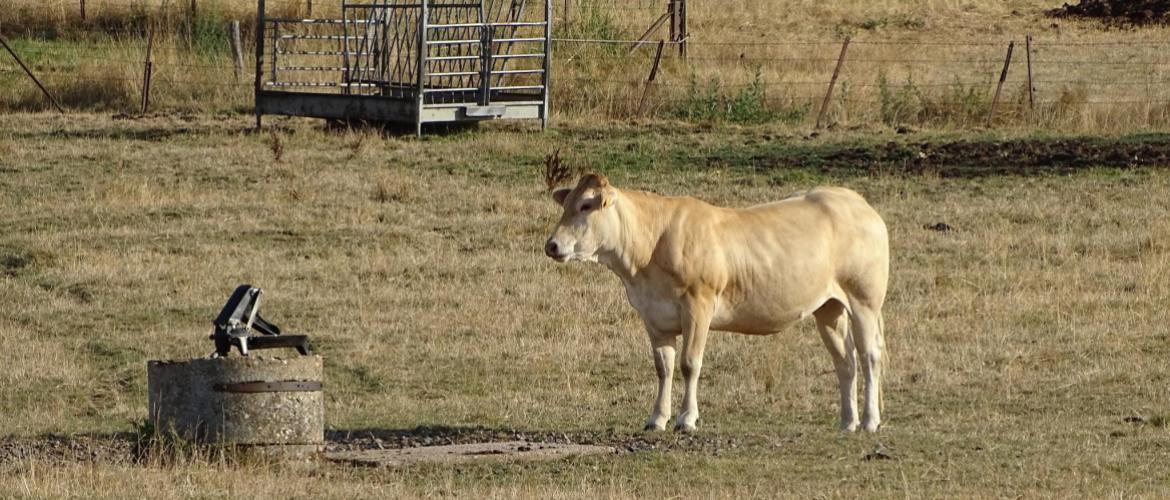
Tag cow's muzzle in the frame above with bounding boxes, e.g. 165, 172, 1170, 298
544, 239, 568, 261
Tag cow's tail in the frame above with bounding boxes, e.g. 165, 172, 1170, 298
878, 311, 886, 413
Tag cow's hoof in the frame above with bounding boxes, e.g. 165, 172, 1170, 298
644, 414, 669, 431
841, 422, 859, 433
674, 411, 698, 432
861, 420, 881, 433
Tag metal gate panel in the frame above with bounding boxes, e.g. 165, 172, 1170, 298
256, 0, 550, 134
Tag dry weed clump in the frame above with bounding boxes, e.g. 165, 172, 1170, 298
543, 149, 580, 191
371, 170, 416, 204
268, 129, 284, 162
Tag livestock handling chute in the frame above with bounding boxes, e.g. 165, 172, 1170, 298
253, 0, 552, 135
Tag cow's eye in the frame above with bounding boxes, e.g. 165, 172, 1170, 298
580, 203, 593, 212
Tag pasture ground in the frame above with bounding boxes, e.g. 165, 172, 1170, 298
1, 113, 1169, 498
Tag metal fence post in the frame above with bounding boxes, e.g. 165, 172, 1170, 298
141, 28, 155, 114
816, 36, 850, 129
479, 26, 493, 106
627, 12, 669, 55
0, 35, 65, 113
987, 41, 1015, 126
1026, 35, 1035, 112
638, 40, 665, 117
543, 0, 552, 130
416, 0, 429, 137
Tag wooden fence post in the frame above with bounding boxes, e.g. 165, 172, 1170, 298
987, 41, 1014, 126
255, 0, 266, 131
564, 0, 570, 26
80, 0, 86, 21
816, 36, 850, 129
189, 0, 198, 28
1026, 34, 1035, 111
638, 40, 665, 117
307, 0, 313, 17
0, 35, 65, 113
229, 21, 244, 81
141, 29, 155, 115
669, 0, 687, 59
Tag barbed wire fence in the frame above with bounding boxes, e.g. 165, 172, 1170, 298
2, 0, 1169, 129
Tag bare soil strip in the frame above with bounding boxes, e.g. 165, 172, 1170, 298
734, 134, 1170, 176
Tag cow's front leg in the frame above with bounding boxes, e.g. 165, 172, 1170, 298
644, 330, 677, 431
676, 294, 714, 432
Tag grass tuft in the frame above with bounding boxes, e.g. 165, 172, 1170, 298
268, 129, 284, 162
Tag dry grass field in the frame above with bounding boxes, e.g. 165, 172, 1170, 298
0, 111, 1169, 497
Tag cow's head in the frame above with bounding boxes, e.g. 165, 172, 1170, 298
545, 173, 618, 263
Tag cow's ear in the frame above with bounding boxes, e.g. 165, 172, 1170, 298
552, 188, 571, 205
601, 191, 615, 209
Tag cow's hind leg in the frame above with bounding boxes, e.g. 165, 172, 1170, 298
850, 303, 885, 432
676, 294, 714, 432
814, 299, 859, 432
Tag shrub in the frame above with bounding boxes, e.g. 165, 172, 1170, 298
675, 70, 808, 125
877, 71, 923, 125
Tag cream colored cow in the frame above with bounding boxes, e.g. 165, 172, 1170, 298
545, 173, 889, 432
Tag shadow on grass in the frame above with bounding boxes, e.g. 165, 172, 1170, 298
4, 123, 247, 142
326, 425, 755, 455
3, 116, 489, 142
322, 119, 483, 138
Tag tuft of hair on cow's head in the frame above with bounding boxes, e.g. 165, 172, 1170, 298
552, 171, 614, 208
544, 149, 575, 192
580, 172, 609, 188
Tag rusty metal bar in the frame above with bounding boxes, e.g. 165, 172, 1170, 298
141, 29, 155, 114
213, 380, 323, 393
816, 36, 849, 129
1026, 34, 1034, 111
0, 35, 65, 113
627, 12, 669, 55
638, 40, 665, 117
987, 40, 1015, 126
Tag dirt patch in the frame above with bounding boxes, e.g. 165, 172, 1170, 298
324, 426, 766, 456
326, 441, 614, 467
0, 426, 766, 466
734, 135, 1170, 177
0, 434, 136, 466
1048, 0, 1170, 25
